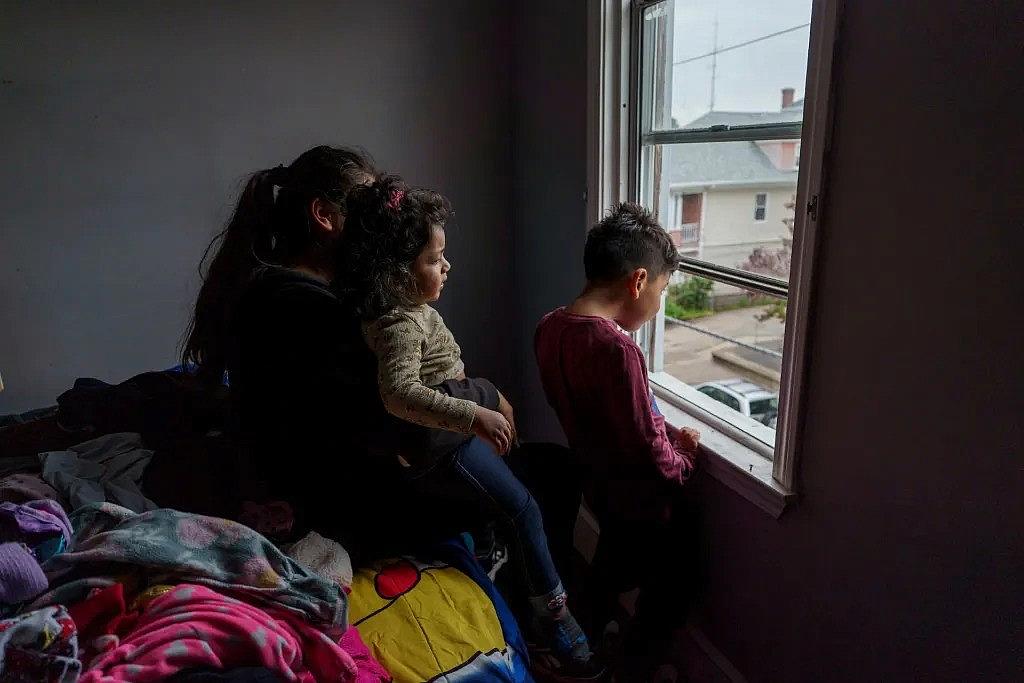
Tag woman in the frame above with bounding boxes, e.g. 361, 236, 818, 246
183, 146, 505, 555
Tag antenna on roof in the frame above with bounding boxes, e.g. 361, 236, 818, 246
710, 13, 719, 111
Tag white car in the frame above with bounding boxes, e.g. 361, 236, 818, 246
694, 379, 779, 428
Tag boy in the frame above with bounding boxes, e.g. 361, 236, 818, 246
534, 202, 700, 680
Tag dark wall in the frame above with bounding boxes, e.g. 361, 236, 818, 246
511, 0, 589, 440
690, 2, 1023, 679
0, 0, 514, 412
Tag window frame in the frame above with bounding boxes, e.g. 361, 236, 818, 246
588, 0, 841, 513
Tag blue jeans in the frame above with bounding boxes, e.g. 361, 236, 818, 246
409, 437, 563, 598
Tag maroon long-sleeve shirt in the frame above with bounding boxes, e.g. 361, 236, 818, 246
535, 308, 696, 512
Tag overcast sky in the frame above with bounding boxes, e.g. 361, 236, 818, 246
666, 0, 812, 125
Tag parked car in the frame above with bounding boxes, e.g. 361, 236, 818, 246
693, 379, 778, 428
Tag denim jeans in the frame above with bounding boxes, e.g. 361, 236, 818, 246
409, 437, 563, 598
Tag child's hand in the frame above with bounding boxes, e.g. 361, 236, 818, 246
473, 406, 513, 455
674, 426, 701, 453
497, 392, 518, 447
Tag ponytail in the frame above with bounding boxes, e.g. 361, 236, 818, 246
182, 146, 374, 383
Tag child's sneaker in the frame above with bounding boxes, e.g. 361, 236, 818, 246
528, 594, 606, 681
485, 542, 509, 582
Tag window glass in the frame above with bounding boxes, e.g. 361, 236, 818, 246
638, 0, 813, 450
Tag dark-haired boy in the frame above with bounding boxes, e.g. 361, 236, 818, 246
535, 202, 700, 680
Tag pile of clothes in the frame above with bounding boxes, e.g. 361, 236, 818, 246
1, 373, 391, 681
0, 500, 389, 682
0, 371, 240, 521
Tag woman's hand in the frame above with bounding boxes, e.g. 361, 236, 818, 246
497, 392, 518, 447
473, 406, 513, 455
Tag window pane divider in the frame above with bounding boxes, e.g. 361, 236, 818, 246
642, 122, 802, 146
677, 257, 788, 299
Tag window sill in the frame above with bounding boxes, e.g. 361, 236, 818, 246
650, 373, 795, 518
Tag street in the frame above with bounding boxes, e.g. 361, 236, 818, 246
663, 305, 785, 391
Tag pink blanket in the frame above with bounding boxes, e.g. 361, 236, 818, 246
80, 584, 359, 682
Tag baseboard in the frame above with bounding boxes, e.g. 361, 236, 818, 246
684, 624, 749, 683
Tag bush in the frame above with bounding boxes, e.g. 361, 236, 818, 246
755, 299, 788, 323
664, 276, 714, 320
665, 300, 712, 320
669, 276, 713, 311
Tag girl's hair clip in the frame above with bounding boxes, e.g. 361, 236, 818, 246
387, 189, 405, 210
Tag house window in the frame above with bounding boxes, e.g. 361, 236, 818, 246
600, 0, 838, 501
754, 193, 768, 221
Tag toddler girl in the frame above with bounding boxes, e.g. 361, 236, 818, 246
338, 175, 601, 679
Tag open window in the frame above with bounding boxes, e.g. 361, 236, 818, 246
589, 0, 839, 512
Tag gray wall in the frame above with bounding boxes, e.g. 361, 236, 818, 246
510, 1, 1023, 680
511, 0, 589, 440
0, 0, 514, 412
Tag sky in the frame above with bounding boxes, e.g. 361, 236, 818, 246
656, 0, 813, 126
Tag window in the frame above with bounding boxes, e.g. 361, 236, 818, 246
636, 0, 810, 455
719, 389, 742, 412
592, 0, 838, 502
754, 193, 768, 221
749, 396, 779, 423
587, 0, 835, 504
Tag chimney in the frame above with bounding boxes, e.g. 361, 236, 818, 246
781, 87, 795, 109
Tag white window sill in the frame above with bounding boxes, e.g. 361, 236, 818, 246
650, 372, 795, 518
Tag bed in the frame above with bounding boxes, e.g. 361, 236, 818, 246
0, 372, 534, 683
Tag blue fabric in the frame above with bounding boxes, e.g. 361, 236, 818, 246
165, 364, 229, 386
650, 391, 663, 417
436, 538, 534, 683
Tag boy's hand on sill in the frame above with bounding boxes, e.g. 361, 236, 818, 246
671, 426, 701, 454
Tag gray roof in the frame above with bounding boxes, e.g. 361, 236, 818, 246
683, 104, 804, 130
664, 104, 803, 187
663, 139, 797, 187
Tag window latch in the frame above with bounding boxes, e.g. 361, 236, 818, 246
806, 194, 819, 221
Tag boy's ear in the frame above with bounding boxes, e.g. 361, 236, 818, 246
628, 268, 649, 300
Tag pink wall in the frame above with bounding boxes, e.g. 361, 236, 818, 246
686, 1, 1023, 679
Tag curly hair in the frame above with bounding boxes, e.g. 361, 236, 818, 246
584, 202, 678, 282
338, 174, 453, 319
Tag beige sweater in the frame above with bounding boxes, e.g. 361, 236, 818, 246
362, 305, 477, 433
